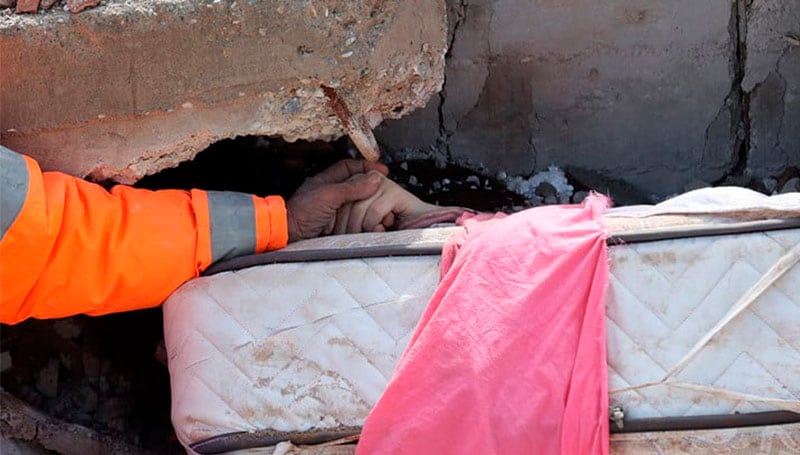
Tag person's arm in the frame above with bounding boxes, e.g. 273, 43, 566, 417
0, 145, 288, 324
0, 146, 384, 324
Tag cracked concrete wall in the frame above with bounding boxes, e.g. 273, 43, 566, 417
377, 0, 799, 198
744, 0, 800, 180
0, 0, 447, 183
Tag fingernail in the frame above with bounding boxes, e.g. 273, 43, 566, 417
368, 173, 381, 185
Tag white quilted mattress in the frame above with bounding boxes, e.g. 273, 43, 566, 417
164, 196, 800, 451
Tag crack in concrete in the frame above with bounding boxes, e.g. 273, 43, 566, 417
729, 0, 751, 178
767, 46, 790, 155
437, 0, 467, 161
709, 0, 750, 185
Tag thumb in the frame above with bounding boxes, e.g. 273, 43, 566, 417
320, 171, 382, 208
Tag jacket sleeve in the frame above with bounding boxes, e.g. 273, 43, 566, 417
0, 146, 287, 324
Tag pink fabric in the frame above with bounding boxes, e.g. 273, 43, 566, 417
357, 196, 611, 455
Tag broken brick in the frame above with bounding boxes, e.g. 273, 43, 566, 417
14, 0, 38, 14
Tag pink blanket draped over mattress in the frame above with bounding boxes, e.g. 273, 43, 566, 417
357, 196, 611, 454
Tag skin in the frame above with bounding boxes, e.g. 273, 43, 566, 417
333, 171, 473, 234
285, 159, 389, 242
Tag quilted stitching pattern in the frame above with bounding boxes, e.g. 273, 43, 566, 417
164, 256, 440, 444
164, 229, 800, 446
606, 229, 800, 418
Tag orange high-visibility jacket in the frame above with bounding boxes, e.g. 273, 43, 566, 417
0, 145, 288, 324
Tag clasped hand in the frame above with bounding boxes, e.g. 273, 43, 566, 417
286, 160, 469, 242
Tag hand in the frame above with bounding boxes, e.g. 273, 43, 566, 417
333, 171, 473, 234
286, 159, 388, 242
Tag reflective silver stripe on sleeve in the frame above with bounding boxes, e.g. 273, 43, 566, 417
207, 191, 257, 263
0, 145, 30, 241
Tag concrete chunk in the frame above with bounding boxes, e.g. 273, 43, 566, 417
0, 0, 446, 182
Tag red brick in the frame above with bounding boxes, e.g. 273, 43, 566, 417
15, 0, 39, 14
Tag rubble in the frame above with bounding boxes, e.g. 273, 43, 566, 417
0, 0, 447, 183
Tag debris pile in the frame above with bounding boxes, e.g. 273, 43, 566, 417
0, 312, 178, 453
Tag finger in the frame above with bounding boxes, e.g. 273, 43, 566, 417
324, 210, 338, 236
381, 212, 395, 229
371, 224, 386, 232
312, 160, 388, 185
363, 160, 389, 176
346, 198, 371, 233
318, 171, 382, 208
335, 204, 352, 235
346, 192, 386, 233
361, 196, 398, 231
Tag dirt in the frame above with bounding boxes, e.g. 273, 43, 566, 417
1, 312, 180, 454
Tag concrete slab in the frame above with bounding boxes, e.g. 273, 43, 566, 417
0, 0, 446, 182
744, 0, 800, 181
380, 0, 741, 199
450, 0, 735, 197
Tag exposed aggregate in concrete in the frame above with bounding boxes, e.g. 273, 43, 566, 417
1, 0, 448, 182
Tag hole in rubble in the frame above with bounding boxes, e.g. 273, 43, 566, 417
135, 136, 354, 198
134, 135, 532, 212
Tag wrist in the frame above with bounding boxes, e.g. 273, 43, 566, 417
286, 209, 301, 243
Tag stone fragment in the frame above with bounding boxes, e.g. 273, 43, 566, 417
762, 178, 778, 194
66, 0, 100, 13
780, 177, 800, 194
40, 0, 56, 9
14, 0, 38, 13
36, 358, 59, 398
